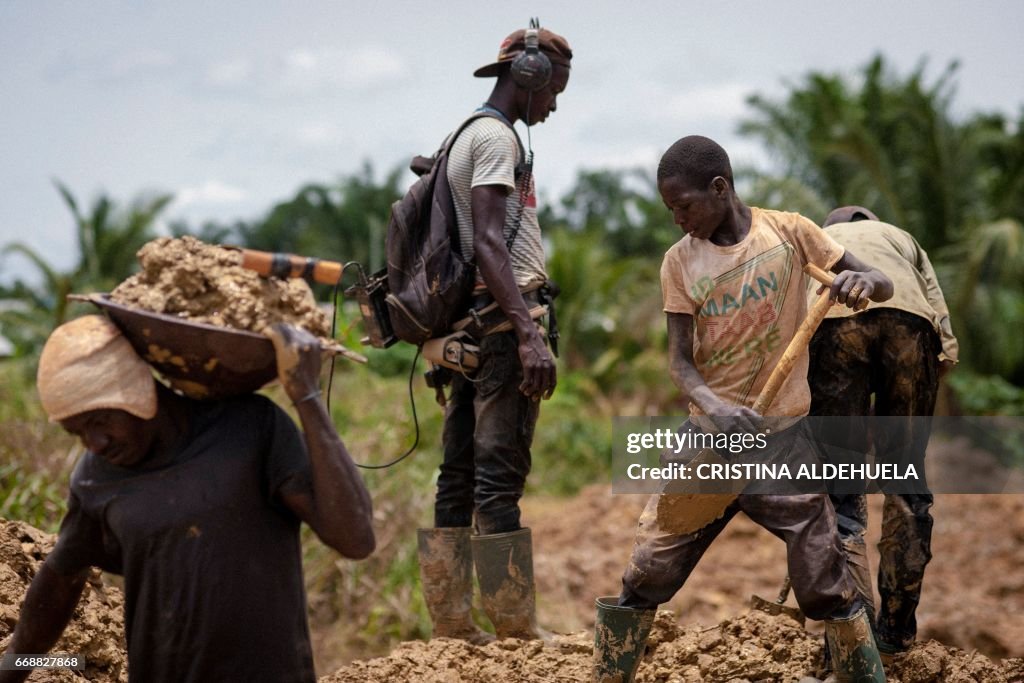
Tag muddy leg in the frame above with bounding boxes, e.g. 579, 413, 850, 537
875, 493, 933, 652
619, 493, 735, 609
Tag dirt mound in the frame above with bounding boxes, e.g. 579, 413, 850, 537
0, 519, 126, 682
110, 236, 330, 337
320, 609, 1023, 682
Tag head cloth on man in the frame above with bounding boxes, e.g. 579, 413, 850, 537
37, 315, 157, 422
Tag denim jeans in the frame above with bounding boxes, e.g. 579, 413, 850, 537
434, 331, 540, 535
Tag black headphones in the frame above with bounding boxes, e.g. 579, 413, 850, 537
510, 17, 552, 92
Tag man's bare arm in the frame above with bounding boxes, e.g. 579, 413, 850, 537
267, 324, 375, 560
471, 184, 556, 400
667, 312, 759, 431
0, 560, 89, 683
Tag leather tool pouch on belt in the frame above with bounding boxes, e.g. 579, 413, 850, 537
422, 280, 560, 406
422, 330, 480, 374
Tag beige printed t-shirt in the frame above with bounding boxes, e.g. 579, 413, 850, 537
815, 220, 958, 363
661, 207, 844, 418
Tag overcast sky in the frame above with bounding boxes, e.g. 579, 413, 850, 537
1, 1, 1021, 285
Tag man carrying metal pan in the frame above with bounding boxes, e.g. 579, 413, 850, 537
1, 316, 374, 683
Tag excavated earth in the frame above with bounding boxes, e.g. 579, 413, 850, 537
110, 236, 330, 337
0, 520, 126, 682
322, 610, 1024, 682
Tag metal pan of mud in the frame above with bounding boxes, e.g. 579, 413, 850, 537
71, 293, 365, 400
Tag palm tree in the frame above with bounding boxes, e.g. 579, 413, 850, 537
938, 218, 1024, 382
230, 163, 403, 271
740, 55, 980, 249
0, 181, 172, 354
739, 55, 1024, 385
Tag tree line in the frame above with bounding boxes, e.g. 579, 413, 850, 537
2, 54, 1022, 403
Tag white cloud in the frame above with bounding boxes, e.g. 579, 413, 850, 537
104, 49, 177, 81
293, 122, 347, 146
580, 144, 662, 171
206, 57, 253, 87
174, 180, 248, 209
662, 82, 753, 124
279, 45, 408, 90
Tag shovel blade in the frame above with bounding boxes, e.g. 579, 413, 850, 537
750, 594, 806, 626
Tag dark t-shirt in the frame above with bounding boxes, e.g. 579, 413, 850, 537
48, 394, 316, 683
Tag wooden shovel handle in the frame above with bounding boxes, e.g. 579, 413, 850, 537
237, 248, 345, 286
750, 264, 836, 414
804, 263, 870, 311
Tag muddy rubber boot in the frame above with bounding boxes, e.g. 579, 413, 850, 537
417, 527, 494, 645
825, 607, 887, 682
593, 596, 655, 683
822, 535, 878, 679
471, 527, 548, 640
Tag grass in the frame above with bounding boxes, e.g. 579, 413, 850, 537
0, 358, 77, 530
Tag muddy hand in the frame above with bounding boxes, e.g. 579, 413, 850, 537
518, 335, 557, 401
707, 402, 763, 436
820, 270, 874, 311
265, 323, 322, 401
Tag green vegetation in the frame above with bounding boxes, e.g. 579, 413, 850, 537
0, 54, 1021, 663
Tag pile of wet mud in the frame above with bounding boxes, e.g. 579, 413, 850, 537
110, 236, 330, 337
0, 519, 126, 682
320, 609, 1023, 682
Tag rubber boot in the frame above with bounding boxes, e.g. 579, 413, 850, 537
593, 596, 655, 683
823, 537, 877, 676
417, 527, 494, 645
471, 527, 547, 640
825, 607, 887, 682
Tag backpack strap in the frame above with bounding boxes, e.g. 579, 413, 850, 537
447, 111, 530, 254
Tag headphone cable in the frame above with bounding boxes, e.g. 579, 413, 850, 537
320, 262, 421, 470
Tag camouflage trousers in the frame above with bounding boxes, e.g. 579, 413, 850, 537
810, 309, 940, 650
830, 492, 934, 651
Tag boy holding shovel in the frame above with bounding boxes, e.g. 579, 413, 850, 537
594, 136, 893, 682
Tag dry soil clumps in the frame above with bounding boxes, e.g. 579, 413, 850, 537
110, 236, 330, 337
0, 519, 126, 682
320, 609, 1023, 683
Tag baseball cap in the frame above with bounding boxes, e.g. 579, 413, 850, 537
474, 27, 573, 78
823, 205, 880, 227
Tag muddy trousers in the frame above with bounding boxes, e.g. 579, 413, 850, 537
434, 332, 540, 535
619, 493, 858, 621
811, 310, 940, 650
832, 492, 934, 651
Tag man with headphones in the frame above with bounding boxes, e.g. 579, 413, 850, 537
417, 21, 572, 643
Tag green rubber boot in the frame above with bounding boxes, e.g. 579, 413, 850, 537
417, 527, 494, 645
593, 596, 655, 683
825, 607, 887, 682
471, 528, 547, 640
